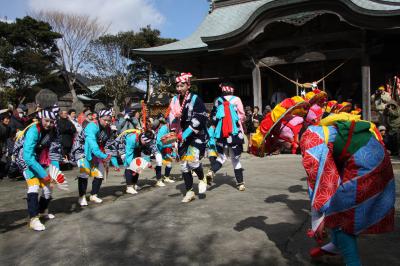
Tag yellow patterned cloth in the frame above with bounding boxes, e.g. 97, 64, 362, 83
208, 150, 218, 157
26, 177, 50, 188
181, 145, 199, 162
324, 100, 338, 113
250, 128, 265, 149
78, 158, 104, 178
319, 113, 380, 140
271, 96, 305, 122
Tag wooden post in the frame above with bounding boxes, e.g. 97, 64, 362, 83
252, 63, 262, 109
361, 55, 371, 121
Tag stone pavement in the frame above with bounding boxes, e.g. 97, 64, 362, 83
0, 154, 399, 266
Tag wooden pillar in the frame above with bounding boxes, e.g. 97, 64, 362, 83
361, 55, 371, 121
252, 63, 262, 109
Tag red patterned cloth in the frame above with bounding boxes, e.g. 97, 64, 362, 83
222, 101, 233, 137
300, 124, 395, 236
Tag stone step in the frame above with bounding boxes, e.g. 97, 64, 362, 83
391, 157, 400, 170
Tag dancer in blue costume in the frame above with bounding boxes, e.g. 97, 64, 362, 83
75, 109, 112, 206
206, 83, 246, 191
169, 73, 208, 203
13, 107, 64, 231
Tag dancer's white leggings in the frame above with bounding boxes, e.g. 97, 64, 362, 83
216, 147, 242, 170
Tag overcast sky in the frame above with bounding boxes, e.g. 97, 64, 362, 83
1, 0, 209, 39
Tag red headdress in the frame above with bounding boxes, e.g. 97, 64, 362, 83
175, 73, 192, 85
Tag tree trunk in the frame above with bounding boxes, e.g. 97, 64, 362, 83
113, 97, 120, 113
64, 72, 78, 102
69, 80, 78, 102
147, 63, 152, 102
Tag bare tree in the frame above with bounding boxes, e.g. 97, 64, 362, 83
84, 34, 133, 110
33, 11, 108, 102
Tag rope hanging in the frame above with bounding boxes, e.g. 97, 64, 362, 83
256, 57, 351, 89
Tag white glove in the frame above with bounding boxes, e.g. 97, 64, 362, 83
121, 154, 126, 162
124, 114, 130, 119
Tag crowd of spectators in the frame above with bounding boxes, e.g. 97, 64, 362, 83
372, 87, 400, 156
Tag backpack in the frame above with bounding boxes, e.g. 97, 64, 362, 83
214, 96, 240, 138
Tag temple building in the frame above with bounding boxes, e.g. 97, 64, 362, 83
133, 0, 400, 119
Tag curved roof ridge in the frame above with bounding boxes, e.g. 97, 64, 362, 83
133, 0, 400, 55
352, 0, 400, 10
133, 0, 273, 53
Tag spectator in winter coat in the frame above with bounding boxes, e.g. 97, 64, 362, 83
262, 105, 272, 117
252, 106, 263, 124
379, 125, 390, 152
244, 108, 254, 134
117, 111, 136, 132
68, 109, 82, 135
58, 110, 77, 159
371, 86, 392, 125
9, 105, 28, 137
131, 110, 142, 129
0, 110, 11, 179
384, 100, 400, 155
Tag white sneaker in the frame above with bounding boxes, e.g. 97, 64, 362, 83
181, 190, 195, 203
238, 184, 246, 191
126, 186, 138, 194
29, 217, 45, 231
155, 180, 166, 187
78, 196, 88, 206
134, 184, 141, 191
89, 194, 103, 203
39, 210, 55, 219
163, 176, 175, 183
198, 179, 207, 194
206, 170, 214, 185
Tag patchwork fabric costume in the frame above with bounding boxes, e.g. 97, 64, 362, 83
248, 89, 394, 264
300, 116, 395, 265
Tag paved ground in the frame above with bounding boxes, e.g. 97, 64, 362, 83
0, 154, 399, 266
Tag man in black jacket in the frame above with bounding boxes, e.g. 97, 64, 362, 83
58, 110, 77, 161
0, 110, 11, 179
9, 104, 28, 137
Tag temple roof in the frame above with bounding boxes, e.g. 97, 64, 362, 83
134, 0, 272, 53
133, 0, 400, 55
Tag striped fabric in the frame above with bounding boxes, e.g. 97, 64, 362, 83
98, 109, 112, 118
140, 132, 153, 144
38, 109, 57, 120
219, 84, 234, 93
175, 73, 192, 84
51, 104, 60, 117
